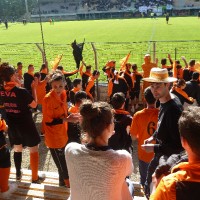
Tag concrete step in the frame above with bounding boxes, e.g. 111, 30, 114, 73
0, 168, 146, 199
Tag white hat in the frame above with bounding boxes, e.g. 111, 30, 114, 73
143, 68, 177, 83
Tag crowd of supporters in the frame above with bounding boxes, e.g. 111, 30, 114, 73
0, 52, 200, 198
81, 0, 131, 11
134, 0, 172, 8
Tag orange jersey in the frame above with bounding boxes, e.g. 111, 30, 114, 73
150, 162, 200, 200
142, 63, 157, 78
42, 90, 68, 148
130, 108, 159, 163
85, 76, 95, 99
36, 80, 47, 105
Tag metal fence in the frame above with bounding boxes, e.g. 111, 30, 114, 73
1, 40, 200, 81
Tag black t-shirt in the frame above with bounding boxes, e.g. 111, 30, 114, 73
82, 73, 90, 91
24, 73, 34, 94
0, 86, 33, 121
183, 69, 193, 82
108, 112, 132, 152
133, 73, 143, 92
111, 77, 129, 97
153, 97, 184, 156
0, 130, 6, 148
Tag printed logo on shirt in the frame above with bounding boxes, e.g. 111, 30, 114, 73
0, 91, 16, 98
147, 121, 156, 136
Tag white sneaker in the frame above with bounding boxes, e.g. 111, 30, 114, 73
1, 183, 18, 198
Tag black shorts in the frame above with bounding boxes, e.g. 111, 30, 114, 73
0, 146, 11, 168
130, 90, 140, 99
8, 115, 41, 147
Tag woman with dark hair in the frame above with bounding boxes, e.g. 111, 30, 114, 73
65, 100, 134, 200
0, 62, 42, 183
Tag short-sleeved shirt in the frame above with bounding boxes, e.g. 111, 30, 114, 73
0, 86, 40, 147
0, 86, 33, 121
24, 72, 34, 94
130, 108, 159, 163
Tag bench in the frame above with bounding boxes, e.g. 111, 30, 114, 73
2, 168, 146, 199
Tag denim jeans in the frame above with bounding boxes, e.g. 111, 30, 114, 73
144, 153, 161, 199
139, 159, 150, 187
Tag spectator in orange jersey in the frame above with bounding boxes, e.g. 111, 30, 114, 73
69, 78, 82, 105
0, 118, 17, 198
170, 79, 194, 106
34, 72, 49, 110
130, 87, 159, 187
142, 54, 158, 93
79, 63, 92, 90
68, 91, 87, 144
85, 70, 100, 102
130, 64, 143, 113
150, 106, 200, 200
42, 70, 81, 188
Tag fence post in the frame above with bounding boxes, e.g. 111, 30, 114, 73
91, 42, 100, 101
152, 41, 156, 62
175, 48, 177, 61
35, 43, 46, 64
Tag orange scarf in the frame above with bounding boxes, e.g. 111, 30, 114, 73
172, 86, 194, 102
71, 87, 80, 93
4, 81, 17, 91
114, 109, 130, 115
40, 69, 48, 74
17, 69, 23, 76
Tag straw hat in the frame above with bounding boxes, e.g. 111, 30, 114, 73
143, 68, 177, 83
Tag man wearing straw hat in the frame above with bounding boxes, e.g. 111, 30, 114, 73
141, 68, 184, 199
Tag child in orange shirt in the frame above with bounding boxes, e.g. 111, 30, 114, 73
130, 87, 159, 187
0, 117, 17, 198
42, 70, 81, 188
34, 72, 49, 110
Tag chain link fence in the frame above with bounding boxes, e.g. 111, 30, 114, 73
1, 40, 200, 82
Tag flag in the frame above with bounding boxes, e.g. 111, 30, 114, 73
119, 52, 131, 71
71, 39, 85, 69
51, 54, 63, 71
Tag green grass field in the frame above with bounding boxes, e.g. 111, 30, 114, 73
0, 16, 200, 81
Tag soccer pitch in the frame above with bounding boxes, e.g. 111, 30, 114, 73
0, 16, 200, 81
